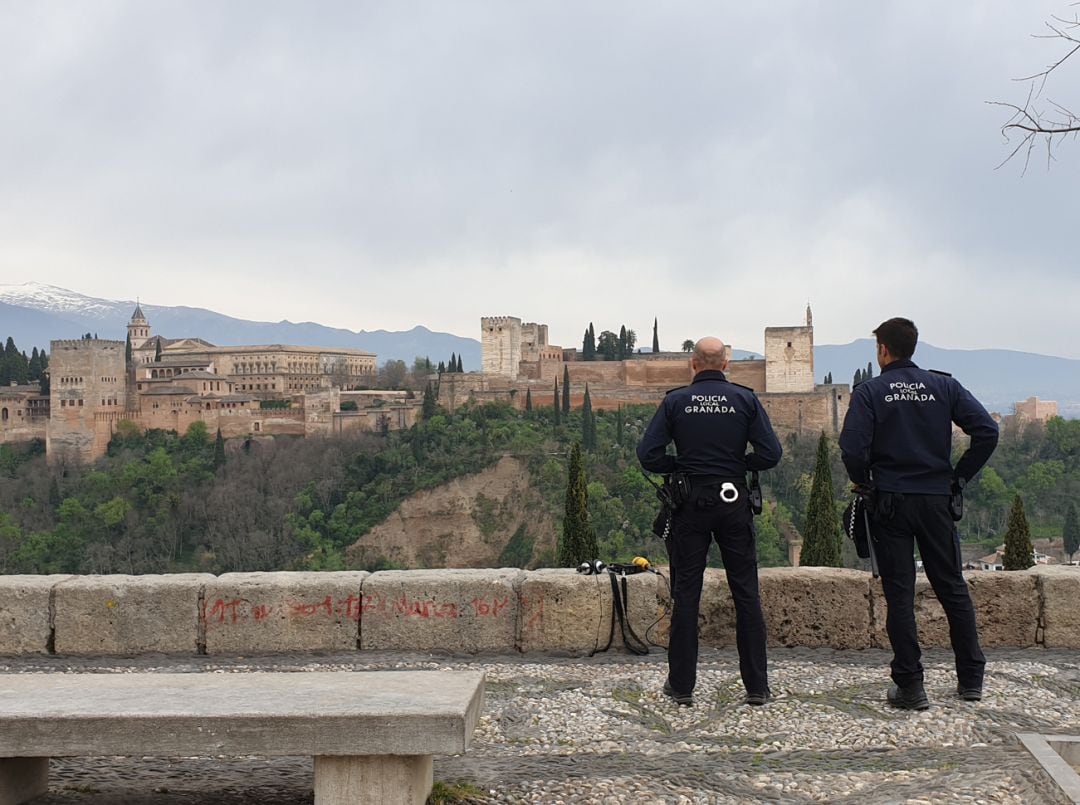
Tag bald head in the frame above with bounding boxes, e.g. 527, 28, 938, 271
692, 337, 728, 372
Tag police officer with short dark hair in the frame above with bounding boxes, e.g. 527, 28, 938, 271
839, 317, 998, 710
637, 336, 782, 707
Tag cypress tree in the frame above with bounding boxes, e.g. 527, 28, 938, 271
449, 352, 457, 373
615, 405, 624, 446
457, 354, 464, 372
618, 325, 628, 360
562, 365, 570, 414
154, 339, 162, 362
652, 317, 659, 353
125, 332, 132, 364
800, 432, 843, 567
581, 384, 596, 451
437, 360, 446, 374
553, 379, 560, 425
866, 361, 873, 379
213, 428, 226, 469
525, 387, 533, 413
557, 442, 597, 567
1002, 494, 1035, 570
48, 476, 62, 507
28, 347, 42, 382
584, 323, 596, 361
422, 382, 437, 419
1063, 502, 1080, 561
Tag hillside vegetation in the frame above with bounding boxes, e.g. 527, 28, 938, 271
2, 401, 1077, 574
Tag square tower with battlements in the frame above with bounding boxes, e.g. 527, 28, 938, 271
481, 317, 522, 377
47, 338, 127, 464
764, 318, 815, 393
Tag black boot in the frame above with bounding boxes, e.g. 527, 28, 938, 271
887, 681, 929, 710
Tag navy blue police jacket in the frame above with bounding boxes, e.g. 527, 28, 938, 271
838, 359, 998, 495
636, 370, 782, 477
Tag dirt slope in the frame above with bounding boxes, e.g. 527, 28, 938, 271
345, 456, 557, 569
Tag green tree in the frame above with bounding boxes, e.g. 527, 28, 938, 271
457, 354, 464, 373
422, 382, 437, 420
681, 339, 694, 353
525, 388, 532, 413
154, 339, 162, 362
213, 428, 226, 469
800, 432, 842, 567
597, 330, 619, 360
1063, 502, 1079, 561
652, 317, 659, 353
583, 323, 596, 361
865, 361, 873, 379
557, 442, 597, 567
125, 332, 132, 364
619, 325, 628, 360
1002, 494, 1035, 570
581, 384, 596, 451
553, 379, 560, 425
561, 365, 570, 415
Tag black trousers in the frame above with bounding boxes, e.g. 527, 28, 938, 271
668, 484, 768, 695
872, 493, 985, 689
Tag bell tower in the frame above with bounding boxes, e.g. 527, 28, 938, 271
128, 301, 150, 347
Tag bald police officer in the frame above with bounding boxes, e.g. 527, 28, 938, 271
839, 317, 998, 710
637, 337, 782, 706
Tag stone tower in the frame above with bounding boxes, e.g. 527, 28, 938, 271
47, 338, 127, 464
128, 302, 150, 349
764, 314, 815, 394
481, 316, 522, 378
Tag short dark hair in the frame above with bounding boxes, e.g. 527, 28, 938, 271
873, 317, 918, 359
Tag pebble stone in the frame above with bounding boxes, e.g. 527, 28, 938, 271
0, 646, 1076, 803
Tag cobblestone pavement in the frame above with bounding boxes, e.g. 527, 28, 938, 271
2, 647, 1078, 804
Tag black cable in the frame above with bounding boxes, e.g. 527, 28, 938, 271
644, 569, 673, 649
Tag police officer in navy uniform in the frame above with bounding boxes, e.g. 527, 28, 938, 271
839, 317, 998, 710
637, 337, 782, 706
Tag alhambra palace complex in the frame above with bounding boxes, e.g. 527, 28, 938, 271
2, 303, 1058, 464
439, 306, 851, 436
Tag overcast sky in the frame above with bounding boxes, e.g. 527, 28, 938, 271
1, 1, 1076, 357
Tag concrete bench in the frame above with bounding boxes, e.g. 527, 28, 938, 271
0, 670, 485, 805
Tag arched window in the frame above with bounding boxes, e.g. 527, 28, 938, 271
1, 407, 8, 421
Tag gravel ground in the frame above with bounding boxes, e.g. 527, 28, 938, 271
2, 647, 1078, 804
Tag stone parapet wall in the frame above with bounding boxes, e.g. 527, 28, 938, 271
0, 567, 1074, 657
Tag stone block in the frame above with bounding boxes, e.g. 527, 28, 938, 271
518, 569, 663, 654
0, 576, 69, 655
53, 574, 213, 655
759, 567, 872, 649
869, 570, 1040, 649
650, 567, 735, 648
0, 757, 48, 805
202, 572, 368, 654
314, 755, 432, 805
361, 569, 521, 653
1036, 566, 1080, 648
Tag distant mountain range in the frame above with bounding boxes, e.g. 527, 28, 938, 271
2, 283, 1076, 417
0, 283, 481, 370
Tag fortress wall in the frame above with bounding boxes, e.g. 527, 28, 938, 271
758, 388, 849, 435
726, 361, 767, 391
0, 567, 1073, 657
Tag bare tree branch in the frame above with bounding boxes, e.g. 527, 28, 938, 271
993, 7, 1080, 170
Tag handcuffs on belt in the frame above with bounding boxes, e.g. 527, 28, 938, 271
719, 482, 739, 503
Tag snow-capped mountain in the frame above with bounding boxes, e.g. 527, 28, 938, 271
0, 283, 482, 368
0, 282, 131, 321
